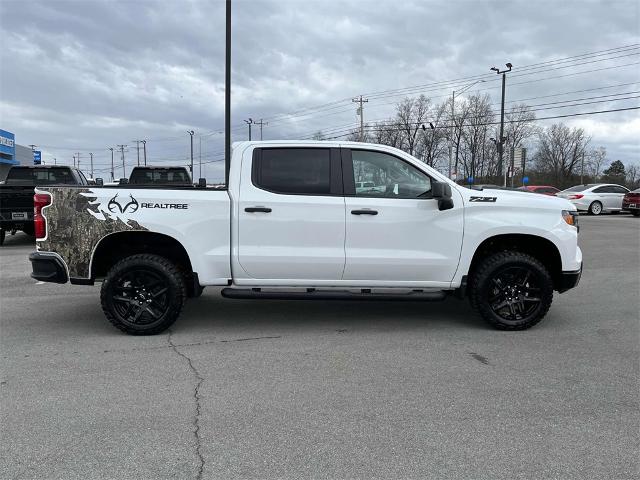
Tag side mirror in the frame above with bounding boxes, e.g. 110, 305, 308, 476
95, 178, 104, 186
432, 182, 454, 211
198, 178, 207, 188
119, 178, 129, 185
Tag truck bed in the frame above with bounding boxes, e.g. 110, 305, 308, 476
36, 185, 232, 284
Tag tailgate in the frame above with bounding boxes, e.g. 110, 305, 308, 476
0, 187, 35, 222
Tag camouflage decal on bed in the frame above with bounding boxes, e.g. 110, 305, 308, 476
38, 188, 147, 279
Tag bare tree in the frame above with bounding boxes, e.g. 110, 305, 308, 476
395, 95, 431, 156
460, 93, 493, 179
533, 123, 590, 186
586, 146, 607, 181
626, 163, 640, 189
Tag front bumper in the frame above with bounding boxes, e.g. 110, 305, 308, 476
558, 262, 583, 293
29, 252, 68, 284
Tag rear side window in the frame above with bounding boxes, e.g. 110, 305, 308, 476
253, 148, 331, 195
609, 186, 628, 194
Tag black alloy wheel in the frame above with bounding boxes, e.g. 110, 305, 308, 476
101, 254, 186, 335
487, 266, 543, 322
470, 251, 554, 330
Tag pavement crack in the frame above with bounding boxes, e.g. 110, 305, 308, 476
168, 330, 205, 480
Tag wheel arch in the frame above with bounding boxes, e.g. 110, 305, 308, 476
90, 231, 194, 281
468, 233, 563, 290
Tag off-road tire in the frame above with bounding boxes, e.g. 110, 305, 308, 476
101, 254, 186, 335
588, 201, 603, 215
469, 251, 554, 330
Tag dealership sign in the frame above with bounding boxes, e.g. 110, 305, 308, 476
34, 150, 42, 165
0, 129, 17, 164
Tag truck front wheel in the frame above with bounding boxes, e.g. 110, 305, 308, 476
101, 254, 186, 335
469, 251, 554, 330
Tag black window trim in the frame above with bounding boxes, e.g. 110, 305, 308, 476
251, 147, 343, 196
341, 147, 436, 199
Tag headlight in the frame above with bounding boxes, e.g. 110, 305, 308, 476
562, 210, 579, 230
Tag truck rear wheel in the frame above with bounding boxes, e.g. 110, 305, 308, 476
100, 254, 186, 335
469, 251, 553, 330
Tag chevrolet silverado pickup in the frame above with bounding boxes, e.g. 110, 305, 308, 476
29, 141, 582, 334
0, 165, 88, 245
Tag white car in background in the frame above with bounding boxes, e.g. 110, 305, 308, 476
557, 183, 629, 215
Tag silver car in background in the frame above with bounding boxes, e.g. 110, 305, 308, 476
557, 183, 630, 215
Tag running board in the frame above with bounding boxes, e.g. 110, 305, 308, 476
221, 288, 447, 301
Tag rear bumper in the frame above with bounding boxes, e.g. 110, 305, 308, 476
558, 263, 582, 293
29, 252, 68, 284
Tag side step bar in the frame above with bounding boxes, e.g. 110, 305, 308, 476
221, 288, 446, 302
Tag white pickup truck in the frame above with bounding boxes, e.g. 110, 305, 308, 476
30, 141, 582, 334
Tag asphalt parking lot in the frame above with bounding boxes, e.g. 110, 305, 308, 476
1, 215, 638, 480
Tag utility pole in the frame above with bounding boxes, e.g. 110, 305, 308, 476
187, 131, 194, 174
53, 157, 57, 165
89, 152, 94, 178
75, 152, 81, 170
117, 145, 127, 178
352, 95, 369, 142
254, 119, 268, 140
133, 140, 141, 166
109, 148, 115, 181
490, 62, 512, 187
72, 155, 76, 168
244, 118, 253, 140
199, 136, 202, 178
581, 150, 585, 184
142, 140, 147, 166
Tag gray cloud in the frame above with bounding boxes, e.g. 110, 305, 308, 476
1, 0, 638, 181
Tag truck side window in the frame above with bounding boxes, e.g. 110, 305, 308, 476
254, 148, 331, 195
351, 150, 431, 198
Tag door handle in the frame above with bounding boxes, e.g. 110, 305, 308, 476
351, 209, 378, 215
245, 207, 272, 213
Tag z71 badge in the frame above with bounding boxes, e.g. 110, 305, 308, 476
469, 196, 497, 202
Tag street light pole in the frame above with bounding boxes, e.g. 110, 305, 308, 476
187, 131, 195, 174
224, 0, 231, 185
142, 140, 147, 166
89, 152, 94, 178
490, 63, 512, 186
244, 118, 253, 140
109, 148, 114, 181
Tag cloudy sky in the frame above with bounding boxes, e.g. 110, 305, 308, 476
1, 0, 638, 181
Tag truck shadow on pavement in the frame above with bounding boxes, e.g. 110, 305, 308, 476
0, 231, 35, 248
176, 289, 487, 334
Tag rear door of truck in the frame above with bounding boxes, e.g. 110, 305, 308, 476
235, 146, 346, 281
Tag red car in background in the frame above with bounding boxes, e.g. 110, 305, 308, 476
622, 188, 640, 216
517, 185, 561, 196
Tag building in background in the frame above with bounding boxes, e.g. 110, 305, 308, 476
0, 129, 40, 181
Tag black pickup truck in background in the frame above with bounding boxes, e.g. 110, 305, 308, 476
126, 166, 192, 185
0, 166, 88, 245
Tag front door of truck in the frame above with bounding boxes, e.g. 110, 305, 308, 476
342, 148, 463, 285
236, 147, 345, 281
